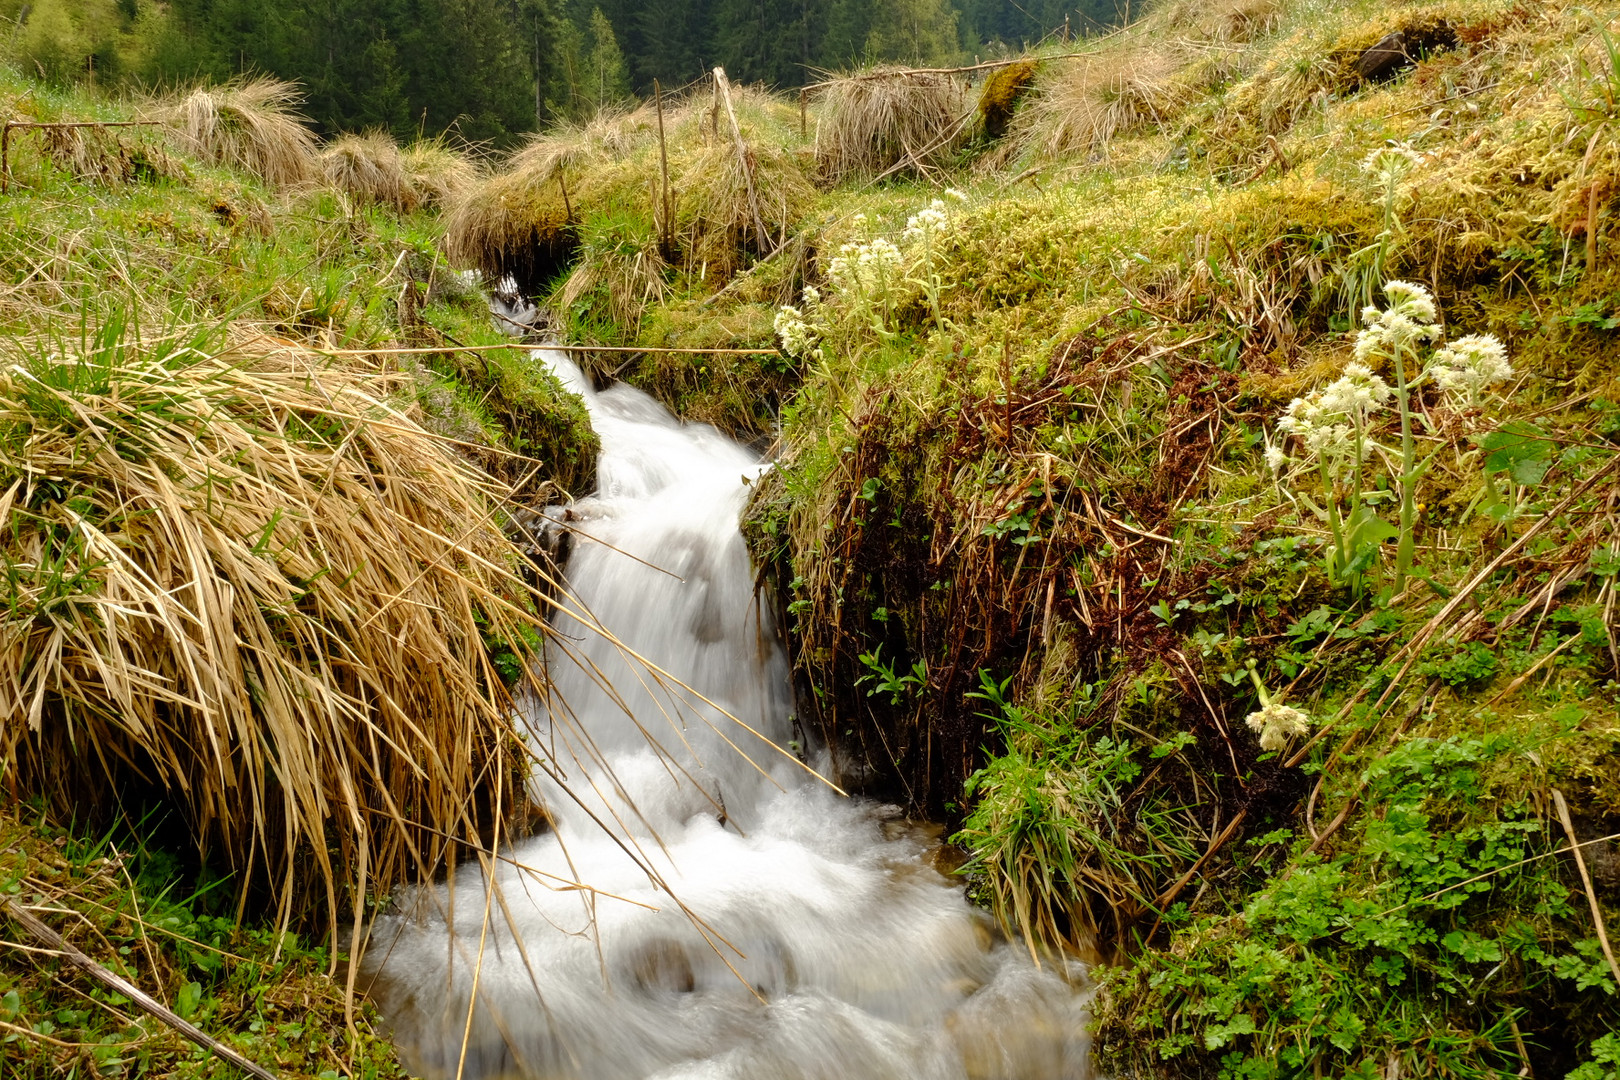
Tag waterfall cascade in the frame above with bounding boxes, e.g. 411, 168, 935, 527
360, 349, 1093, 1079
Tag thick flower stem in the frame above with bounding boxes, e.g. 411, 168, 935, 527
1392, 342, 1417, 593
1319, 457, 1348, 582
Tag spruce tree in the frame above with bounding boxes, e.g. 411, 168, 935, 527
583, 8, 631, 109
864, 0, 958, 65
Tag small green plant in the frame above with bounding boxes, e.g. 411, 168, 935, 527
855, 643, 927, 705
1099, 731, 1611, 1080
1272, 357, 1400, 588
1563, 22, 1620, 123
955, 670, 1199, 953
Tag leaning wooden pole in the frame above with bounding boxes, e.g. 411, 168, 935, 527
556, 167, 574, 221
654, 78, 674, 251
2, 899, 281, 1080
712, 67, 772, 256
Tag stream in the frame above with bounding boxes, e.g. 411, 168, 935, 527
359, 348, 1093, 1079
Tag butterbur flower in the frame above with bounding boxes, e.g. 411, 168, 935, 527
1432, 333, 1512, 407
904, 200, 949, 242
773, 304, 821, 360
1245, 702, 1312, 751
1277, 392, 1357, 465
1361, 145, 1422, 177
944, 187, 968, 203
1265, 444, 1288, 472
1319, 362, 1393, 424
1356, 279, 1442, 362
1382, 280, 1438, 325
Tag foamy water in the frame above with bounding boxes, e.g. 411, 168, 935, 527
359, 348, 1092, 1079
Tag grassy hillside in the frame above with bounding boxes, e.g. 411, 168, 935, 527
4, 0, 1620, 1075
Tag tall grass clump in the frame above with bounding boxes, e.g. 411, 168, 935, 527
448, 87, 815, 289
813, 68, 967, 181
508, 104, 661, 179
676, 136, 817, 274
0, 315, 544, 936
320, 131, 417, 211
443, 163, 577, 285
1015, 49, 1189, 160
154, 77, 318, 189
402, 137, 480, 208
554, 210, 669, 333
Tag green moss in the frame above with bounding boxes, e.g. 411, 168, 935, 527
978, 59, 1038, 140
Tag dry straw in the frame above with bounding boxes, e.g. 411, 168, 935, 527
812, 68, 968, 181
1014, 49, 1190, 160
402, 137, 480, 208
154, 77, 318, 189
0, 319, 546, 938
320, 131, 417, 211
446, 85, 815, 287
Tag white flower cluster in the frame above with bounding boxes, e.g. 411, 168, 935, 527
1431, 333, 1513, 408
1276, 362, 1392, 467
1245, 702, 1312, 751
1354, 279, 1442, 363
828, 236, 903, 297
903, 199, 950, 243
1361, 144, 1422, 179
774, 303, 822, 361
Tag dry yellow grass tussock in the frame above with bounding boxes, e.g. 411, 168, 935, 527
448, 86, 815, 287
510, 104, 662, 180
813, 68, 967, 181
676, 139, 818, 275
443, 164, 575, 283
1015, 48, 1192, 160
320, 131, 417, 211
154, 78, 318, 189
402, 138, 480, 208
0, 325, 545, 935
1152, 0, 1283, 44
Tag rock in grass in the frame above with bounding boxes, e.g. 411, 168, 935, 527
1357, 31, 1412, 82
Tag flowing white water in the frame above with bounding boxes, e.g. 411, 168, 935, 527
361, 349, 1092, 1079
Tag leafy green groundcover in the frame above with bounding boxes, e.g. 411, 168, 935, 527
0, 809, 405, 1078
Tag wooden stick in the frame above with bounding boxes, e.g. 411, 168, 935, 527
654, 79, 673, 250
1, 899, 280, 1080
802, 34, 1127, 88
310, 343, 779, 357
556, 168, 573, 221
799, 88, 807, 140
712, 67, 772, 255
1552, 789, 1620, 989
3, 120, 163, 129
1583, 130, 1603, 273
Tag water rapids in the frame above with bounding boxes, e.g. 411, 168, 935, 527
359, 349, 1093, 1079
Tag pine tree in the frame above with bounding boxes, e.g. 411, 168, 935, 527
863, 0, 958, 66
819, 0, 870, 69
633, 0, 714, 91
583, 8, 631, 109
712, 0, 820, 86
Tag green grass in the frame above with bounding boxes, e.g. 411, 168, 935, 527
0, 807, 406, 1078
